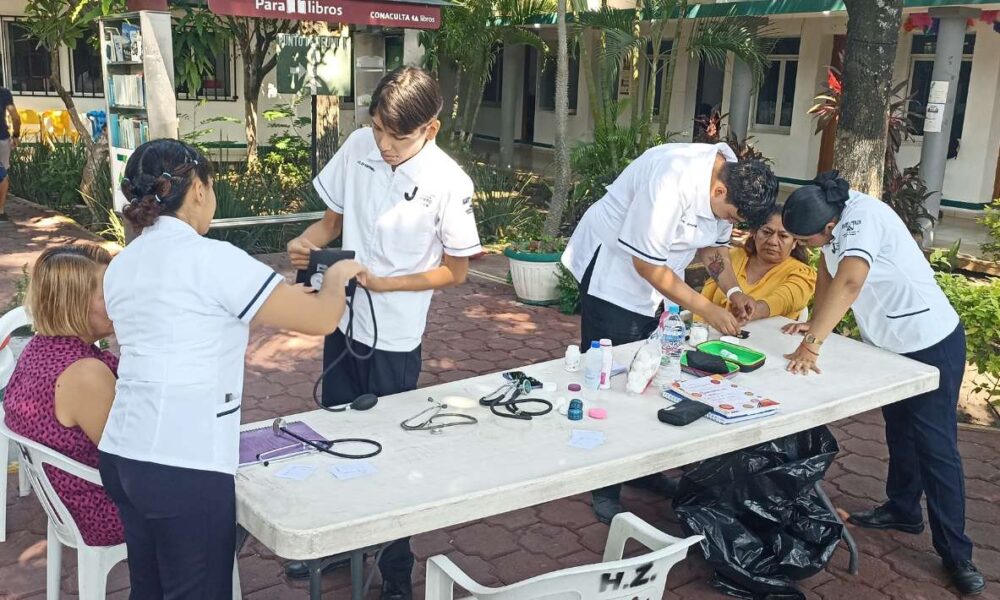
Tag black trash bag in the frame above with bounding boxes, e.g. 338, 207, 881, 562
673, 426, 843, 599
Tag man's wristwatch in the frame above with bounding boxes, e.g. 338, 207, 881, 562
803, 333, 824, 346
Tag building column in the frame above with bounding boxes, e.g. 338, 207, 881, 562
728, 58, 753, 142
500, 44, 520, 170
918, 7, 979, 245
402, 29, 424, 67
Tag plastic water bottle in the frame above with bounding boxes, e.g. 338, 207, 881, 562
584, 341, 603, 389
658, 304, 685, 384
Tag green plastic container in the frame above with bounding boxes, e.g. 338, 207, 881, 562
695, 340, 767, 372
680, 351, 740, 377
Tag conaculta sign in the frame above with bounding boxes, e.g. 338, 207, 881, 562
207, 0, 442, 29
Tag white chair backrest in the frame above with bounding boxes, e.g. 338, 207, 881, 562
0, 307, 32, 389
0, 418, 100, 550
425, 513, 703, 600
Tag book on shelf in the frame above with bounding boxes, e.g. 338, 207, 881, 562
109, 114, 149, 150
121, 23, 142, 61
108, 74, 146, 108
105, 28, 124, 63
662, 374, 780, 425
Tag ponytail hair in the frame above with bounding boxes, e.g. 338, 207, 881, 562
121, 139, 212, 230
782, 170, 850, 236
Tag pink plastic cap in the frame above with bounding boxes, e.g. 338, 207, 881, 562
568, 383, 582, 392
588, 408, 607, 420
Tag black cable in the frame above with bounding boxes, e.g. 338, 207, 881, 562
312, 282, 378, 410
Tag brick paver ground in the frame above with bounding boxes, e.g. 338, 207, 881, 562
2, 199, 999, 600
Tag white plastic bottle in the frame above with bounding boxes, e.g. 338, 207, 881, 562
584, 341, 603, 389
564, 344, 581, 372
599, 338, 613, 389
657, 304, 685, 385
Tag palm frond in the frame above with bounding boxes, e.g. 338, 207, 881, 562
500, 27, 549, 54
688, 17, 774, 83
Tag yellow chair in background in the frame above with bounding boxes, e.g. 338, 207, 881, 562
60, 111, 79, 142
16, 109, 41, 142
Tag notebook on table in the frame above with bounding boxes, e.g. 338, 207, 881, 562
239, 421, 327, 467
662, 375, 780, 425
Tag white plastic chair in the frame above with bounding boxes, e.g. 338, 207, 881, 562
424, 513, 703, 599
1, 306, 33, 543
0, 418, 126, 599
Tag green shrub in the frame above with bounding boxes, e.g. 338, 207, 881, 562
936, 272, 1000, 417
982, 197, 1000, 262
466, 164, 537, 245
9, 142, 89, 214
556, 263, 580, 315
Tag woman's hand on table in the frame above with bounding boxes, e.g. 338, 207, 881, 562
784, 343, 822, 375
782, 321, 811, 336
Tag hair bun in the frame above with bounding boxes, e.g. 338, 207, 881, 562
813, 170, 850, 206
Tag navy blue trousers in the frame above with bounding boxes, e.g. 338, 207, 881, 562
883, 324, 973, 565
98, 452, 236, 600
322, 329, 421, 586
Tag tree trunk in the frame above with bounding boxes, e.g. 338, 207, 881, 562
48, 47, 107, 222
244, 70, 260, 168
833, 0, 903, 196
658, 0, 687, 137
641, 22, 666, 147
628, 0, 643, 129
300, 21, 341, 172
543, 0, 571, 239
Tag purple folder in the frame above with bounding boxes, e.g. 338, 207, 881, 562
239, 421, 327, 467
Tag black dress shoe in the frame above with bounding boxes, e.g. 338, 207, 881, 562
591, 495, 623, 525
628, 473, 680, 499
284, 556, 349, 579
848, 503, 924, 534
381, 579, 413, 600
946, 560, 986, 596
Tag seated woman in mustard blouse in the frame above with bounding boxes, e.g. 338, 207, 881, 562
702, 204, 817, 321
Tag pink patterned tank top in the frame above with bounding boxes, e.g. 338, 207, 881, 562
3, 335, 124, 546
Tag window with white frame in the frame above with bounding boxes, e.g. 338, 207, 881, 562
481, 44, 503, 105
71, 25, 103, 96
176, 41, 236, 101
4, 20, 55, 94
753, 37, 799, 130
539, 45, 579, 113
908, 34, 974, 139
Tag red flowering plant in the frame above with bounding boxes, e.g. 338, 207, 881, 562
808, 55, 932, 232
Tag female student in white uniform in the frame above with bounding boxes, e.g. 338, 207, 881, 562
780, 171, 985, 596
98, 139, 365, 599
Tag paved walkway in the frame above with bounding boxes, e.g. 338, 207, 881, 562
1, 199, 998, 599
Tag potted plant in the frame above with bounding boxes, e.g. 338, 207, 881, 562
503, 236, 567, 305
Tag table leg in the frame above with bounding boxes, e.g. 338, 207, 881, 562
350, 550, 364, 600
309, 559, 324, 600
814, 481, 860, 575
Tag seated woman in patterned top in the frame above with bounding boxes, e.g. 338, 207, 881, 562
4, 244, 123, 546
702, 204, 817, 322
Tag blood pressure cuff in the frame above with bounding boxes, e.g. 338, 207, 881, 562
685, 350, 731, 375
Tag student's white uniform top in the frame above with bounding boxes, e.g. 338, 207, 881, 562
313, 128, 482, 352
562, 143, 737, 316
822, 191, 959, 354
100, 217, 282, 475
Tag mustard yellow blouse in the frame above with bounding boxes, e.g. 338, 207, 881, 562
702, 247, 817, 320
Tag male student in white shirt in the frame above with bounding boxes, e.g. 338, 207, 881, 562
562, 142, 779, 523
284, 67, 481, 600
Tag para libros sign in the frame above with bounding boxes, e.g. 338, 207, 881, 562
207, 0, 442, 29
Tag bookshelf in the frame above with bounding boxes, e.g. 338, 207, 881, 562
99, 11, 177, 213
353, 32, 388, 129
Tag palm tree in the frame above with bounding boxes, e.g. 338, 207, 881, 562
425, 0, 555, 145
543, 0, 570, 238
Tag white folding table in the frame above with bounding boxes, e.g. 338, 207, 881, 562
235, 318, 939, 599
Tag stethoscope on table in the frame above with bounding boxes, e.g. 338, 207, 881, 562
478, 372, 553, 420
260, 413, 383, 466
400, 397, 478, 434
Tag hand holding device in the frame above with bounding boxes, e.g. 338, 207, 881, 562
287, 237, 320, 270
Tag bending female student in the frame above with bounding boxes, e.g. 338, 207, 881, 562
780, 171, 985, 597
98, 139, 365, 599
